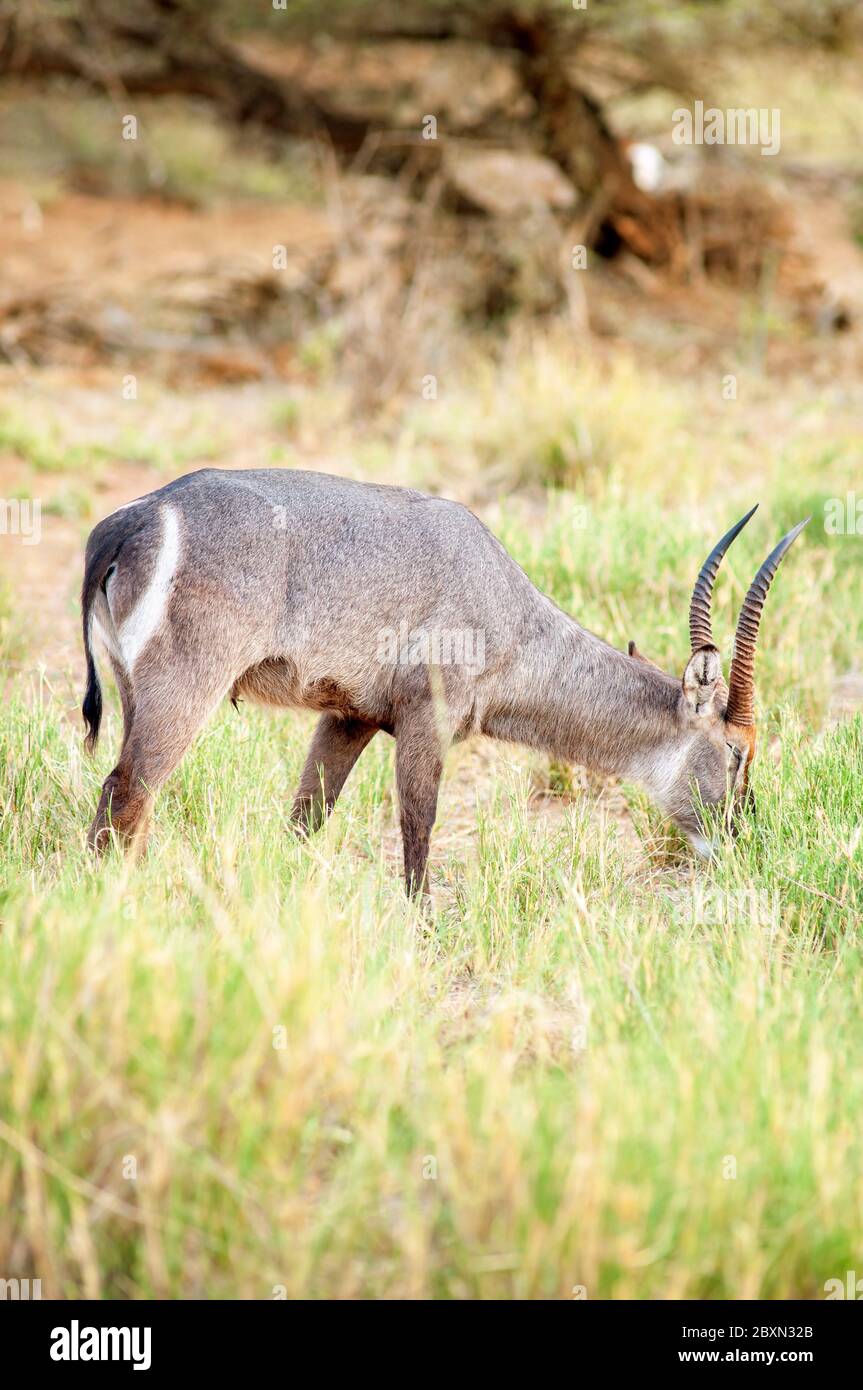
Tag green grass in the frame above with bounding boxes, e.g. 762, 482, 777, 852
0, 579, 21, 672
0, 406, 229, 477
0, 414, 101, 475
396, 337, 863, 509
0, 87, 322, 207
1, 469, 861, 1298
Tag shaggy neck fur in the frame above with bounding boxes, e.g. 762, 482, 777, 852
482, 601, 685, 782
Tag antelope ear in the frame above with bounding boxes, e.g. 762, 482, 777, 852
682, 644, 722, 716
628, 639, 661, 669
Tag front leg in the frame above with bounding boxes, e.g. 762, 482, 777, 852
290, 713, 378, 834
395, 707, 447, 899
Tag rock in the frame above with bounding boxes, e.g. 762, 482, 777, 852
444, 148, 577, 218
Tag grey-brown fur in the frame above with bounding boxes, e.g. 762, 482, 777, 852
81, 469, 793, 891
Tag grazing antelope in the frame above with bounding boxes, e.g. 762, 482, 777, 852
81, 470, 807, 892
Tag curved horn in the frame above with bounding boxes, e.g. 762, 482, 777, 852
725, 517, 810, 728
689, 505, 759, 652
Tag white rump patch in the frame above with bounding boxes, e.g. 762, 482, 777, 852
92, 610, 121, 662
117, 504, 181, 671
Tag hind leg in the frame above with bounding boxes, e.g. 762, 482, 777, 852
88, 675, 229, 855
109, 653, 135, 753
290, 713, 378, 834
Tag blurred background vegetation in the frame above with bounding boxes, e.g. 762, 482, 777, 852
0, 0, 859, 682
2, 0, 862, 398
1, 0, 862, 691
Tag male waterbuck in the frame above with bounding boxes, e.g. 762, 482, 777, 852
81, 470, 807, 892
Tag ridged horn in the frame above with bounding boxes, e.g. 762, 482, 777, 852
689, 505, 759, 653
725, 518, 810, 728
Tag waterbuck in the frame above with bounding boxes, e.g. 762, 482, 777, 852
81, 470, 807, 892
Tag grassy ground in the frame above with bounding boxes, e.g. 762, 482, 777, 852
1, 351, 861, 1296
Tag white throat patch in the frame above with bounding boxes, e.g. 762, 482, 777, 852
631, 735, 695, 806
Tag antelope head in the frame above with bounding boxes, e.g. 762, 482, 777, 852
634, 507, 809, 854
